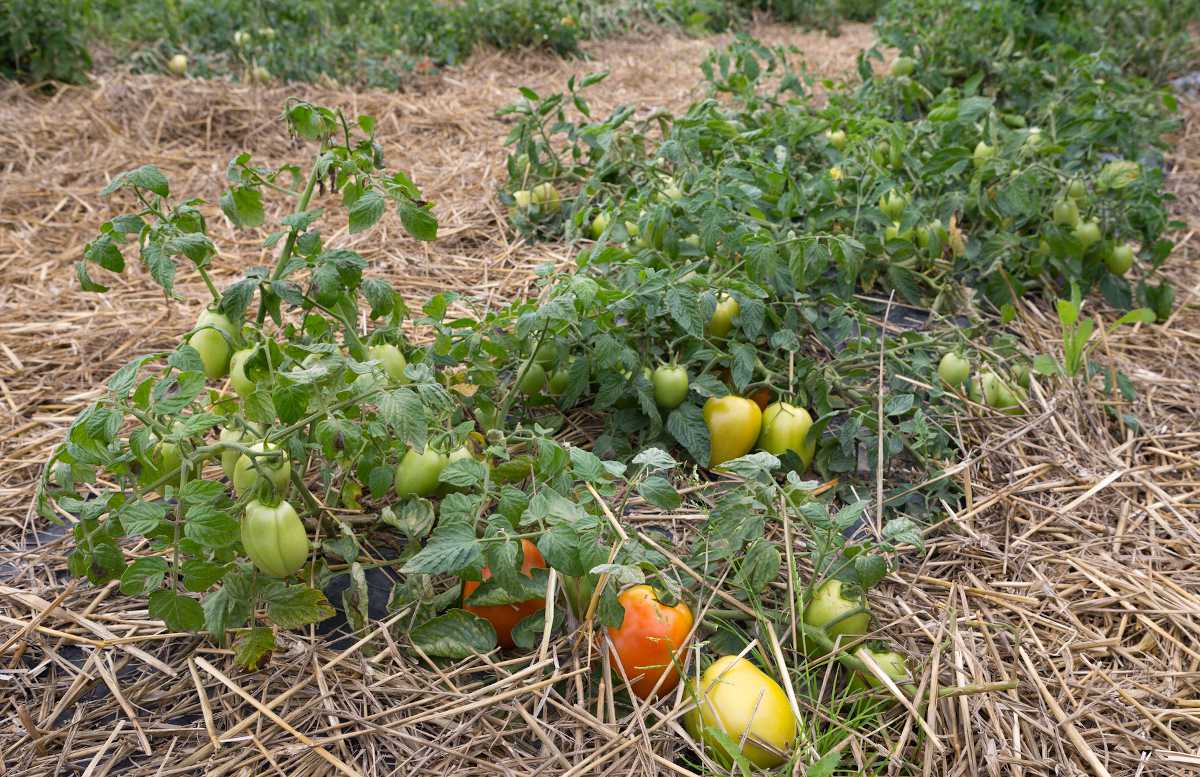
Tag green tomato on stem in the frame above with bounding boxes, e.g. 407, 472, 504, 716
705, 294, 739, 338
651, 364, 688, 409
757, 402, 816, 470
369, 343, 409, 384
189, 309, 236, 380
938, 352, 970, 388
395, 447, 448, 498
241, 499, 309, 578
233, 442, 291, 497
518, 363, 547, 396
803, 579, 871, 650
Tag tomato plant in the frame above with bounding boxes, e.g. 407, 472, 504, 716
607, 584, 694, 699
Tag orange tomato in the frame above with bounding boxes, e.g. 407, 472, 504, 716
748, 386, 773, 411
608, 585, 694, 699
462, 539, 547, 649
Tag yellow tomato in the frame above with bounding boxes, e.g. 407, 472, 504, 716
703, 396, 762, 467
685, 655, 797, 768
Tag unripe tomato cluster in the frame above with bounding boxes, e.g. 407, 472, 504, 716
939, 350, 1029, 414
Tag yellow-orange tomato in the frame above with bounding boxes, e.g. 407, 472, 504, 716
703, 395, 762, 467
462, 539, 547, 649
607, 585, 694, 699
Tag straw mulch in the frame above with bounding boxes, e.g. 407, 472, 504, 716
2, 20, 1198, 777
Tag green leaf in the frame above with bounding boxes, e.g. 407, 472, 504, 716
379, 389, 428, 452
410, 609, 496, 658
1112, 308, 1156, 327
667, 403, 710, 468
118, 500, 168, 536
181, 559, 229, 592
233, 627, 276, 670
120, 558, 168, 596
220, 186, 265, 228
400, 522, 482, 575
637, 476, 682, 510
735, 540, 780, 595
128, 165, 171, 197
806, 751, 843, 777
348, 190, 386, 234
148, 590, 205, 631
510, 607, 564, 650
1032, 354, 1059, 376
397, 201, 437, 241
380, 499, 436, 539
184, 505, 240, 549
439, 458, 486, 488
264, 584, 335, 629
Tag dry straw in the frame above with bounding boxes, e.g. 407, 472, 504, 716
1, 20, 1198, 777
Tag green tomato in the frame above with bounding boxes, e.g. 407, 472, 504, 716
705, 294, 739, 338
229, 349, 257, 397
803, 579, 871, 648
980, 371, 1023, 414
512, 189, 533, 210
1074, 221, 1102, 249
1068, 179, 1087, 201
825, 129, 847, 150
369, 343, 409, 384
972, 141, 996, 168
233, 442, 291, 497
531, 182, 561, 213
651, 364, 688, 409
590, 212, 610, 239
1106, 243, 1134, 275
966, 377, 983, 404
548, 365, 572, 395
757, 402, 816, 470
518, 363, 547, 396
219, 425, 258, 480
534, 342, 559, 369
938, 352, 970, 388
241, 499, 309, 578
890, 56, 916, 77
1052, 199, 1080, 228
849, 648, 912, 693
394, 447, 448, 498
878, 190, 906, 221
189, 309, 235, 380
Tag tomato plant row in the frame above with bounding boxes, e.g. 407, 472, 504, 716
36, 2, 1189, 769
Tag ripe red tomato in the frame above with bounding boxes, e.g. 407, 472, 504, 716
462, 539, 547, 649
607, 584, 694, 699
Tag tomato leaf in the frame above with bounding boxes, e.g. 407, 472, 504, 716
381, 499, 435, 539
263, 584, 335, 629
148, 590, 204, 632
410, 609, 496, 658
233, 627, 276, 670
637, 476, 682, 510
510, 607, 564, 650
667, 403, 710, 469
120, 558, 168, 596
401, 522, 482, 575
